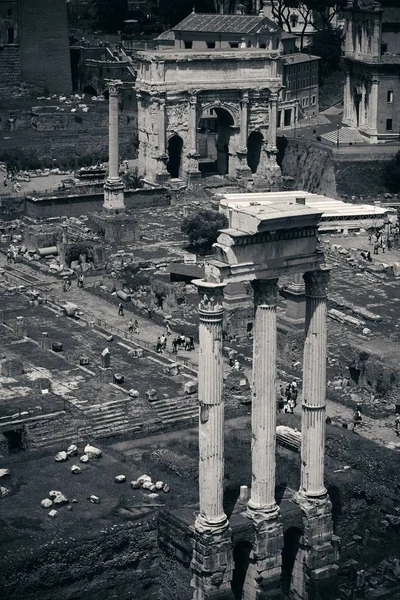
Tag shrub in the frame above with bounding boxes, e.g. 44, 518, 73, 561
181, 208, 228, 251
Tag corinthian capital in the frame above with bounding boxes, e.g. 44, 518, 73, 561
252, 279, 278, 306
108, 80, 121, 96
303, 268, 330, 298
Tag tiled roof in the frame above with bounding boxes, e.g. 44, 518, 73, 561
281, 31, 298, 39
382, 7, 400, 23
172, 13, 278, 34
155, 29, 175, 40
283, 52, 320, 64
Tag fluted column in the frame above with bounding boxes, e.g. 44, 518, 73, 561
240, 90, 249, 149
189, 94, 198, 155
108, 81, 120, 181
194, 280, 228, 533
369, 77, 379, 134
248, 279, 279, 517
104, 80, 125, 211
268, 91, 279, 151
343, 71, 351, 124
299, 267, 330, 499
158, 94, 166, 155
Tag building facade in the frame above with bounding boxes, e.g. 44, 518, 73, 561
342, 0, 400, 143
279, 52, 320, 125
136, 12, 283, 184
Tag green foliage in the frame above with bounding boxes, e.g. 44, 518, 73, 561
64, 243, 94, 266
309, 28, 343, 81
384, 151, 400, 193
181, 208, 228, 250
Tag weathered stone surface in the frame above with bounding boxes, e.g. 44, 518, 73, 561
48, 509, 58, 519
55, 451, 68, 462
84, 445, 102, 459
0, 486, 10, 498
41, 498, 53, 508
115, 475, 126, 483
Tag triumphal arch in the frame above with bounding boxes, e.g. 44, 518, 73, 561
135, 14, 283, 185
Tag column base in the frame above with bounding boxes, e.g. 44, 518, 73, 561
103, 178, 125, 212
284, 286, 306, 323
155, 171, 171, 185
291, 493, 339, 600
236, 165, 253, 179
185, 169, 202, 185
190, 525, 234, 600
99, 366, 113, 383
91, 211, 139, 244
243, 506, 284, 600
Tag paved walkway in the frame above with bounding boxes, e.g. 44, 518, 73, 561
2, 255, 400, 451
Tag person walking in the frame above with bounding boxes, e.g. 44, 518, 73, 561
352, 406, 362, 432
165, 322, 171, 336
128, 319, 133, 334
381, 236, 386, 253
118, 303, 124, 316
172, 338, 178, 354
134, 319, 139, 334
156, 337, 162, 353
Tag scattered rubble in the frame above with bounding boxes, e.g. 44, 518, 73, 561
115, 475, 126, 483
88, 495, 101, 504
41, 498, 53, 508
55, 451, 68, 462
48, 510, 58, 519
84, 445, 102, 459
71, 465, 81, 474
0, 486, 10, 498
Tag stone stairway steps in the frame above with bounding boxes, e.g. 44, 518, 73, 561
150, 398, 197, 423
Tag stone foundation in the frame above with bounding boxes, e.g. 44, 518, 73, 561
91, 212, 139, 244
191, 525, 235, 600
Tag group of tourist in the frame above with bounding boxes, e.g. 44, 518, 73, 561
277, 382, 298, 414
369, 231, 387, 254
62, 274, 84, 292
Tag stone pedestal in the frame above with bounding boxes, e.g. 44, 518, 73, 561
292, 495, 338, 600
191, 527, 234, 600
246, 279, 283, 599
39, 331, 51, 350
91, 212, 139, 244
99, 366, 113, 383
103, 178, 125, 213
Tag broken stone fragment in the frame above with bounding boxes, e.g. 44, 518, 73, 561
67, 444, 78, 456
142, 481, 153, 490
0, 486, 10, 497
71, 465, 81, 474
88, 495, 101, 504
155, 481, 164, 490
49, 490, 62, 498
128, 389, 140, 398
84, 444, 102, 459
0, 469, 10, 478
53, 493, 68, 505
130, 480, 140, 489
137, 474, 151, 484
48, 509, 58, 519
41, 498, 53, 508
147, 493, 159, 499
55, 451, 68, 462
80, 455, 89, 463
115, 475, 126, 483
149, 484, 157, 492
163, 483, 170, 493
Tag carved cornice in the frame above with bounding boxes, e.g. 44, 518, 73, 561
252, 279, 279, 306
303, 268, 330, 298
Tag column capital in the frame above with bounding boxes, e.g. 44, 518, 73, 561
193, 279, 226, 316
189, 94, 198, 105
303, 268, 330, 298
241, 90, 249, 104
252, 278, 279, 306
269, 91, 279, 102
108, 80, 121, 96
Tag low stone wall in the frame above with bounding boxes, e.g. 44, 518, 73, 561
25, 187, 170, 219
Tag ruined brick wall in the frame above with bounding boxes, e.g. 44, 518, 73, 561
19, 0, 72, 94
0, 45, 22, 95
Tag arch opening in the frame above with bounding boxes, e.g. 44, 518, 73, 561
231, 541, 252, 600
282, 526, 302, 596
247, 131, 263, 174
197, 106, 233, 176
83, 85, 97, 97
167, 134, 183, 178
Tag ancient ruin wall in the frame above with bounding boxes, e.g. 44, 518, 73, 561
19, 0, 72, 94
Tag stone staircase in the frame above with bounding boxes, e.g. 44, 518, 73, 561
78, 398, 144, 440
320, 126, 366, 145
150, 396, 198, 425
28, 417, 83, 450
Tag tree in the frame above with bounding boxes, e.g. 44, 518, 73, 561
181, 209, 229, 251
309, 27, 343, 81
384, 151, 400, 193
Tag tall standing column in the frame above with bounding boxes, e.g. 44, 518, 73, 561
108, 81, 120, 181
343, 71, 351, 124
240, 90, 249, 150
268, 92, 279, 152
185, 94, 201, 183
248, 279, 279, 516
368, 77, 379, 138
158, 94, 166, 155
299, 267, 330, 499
191, 280, 234, 600
243, 279, 283, 600
103, 80, 125, 212
195, 280, 228, 532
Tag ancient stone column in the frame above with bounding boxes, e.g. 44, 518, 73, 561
268, 91, 279, 152
103, 80, 125, 212
158, 94, 166, 155
285, 272, 306, 323
186, 94, 201, 182
190, 280, 234, 600
248, 279, 279, 517
244, 279, 283, 600
343, 72, 351, 123
240, 90, 249, 149
299, 267, 330, 499
194, 280, 228, 532
368, 77, 379, 134
108, 81, 120, 181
